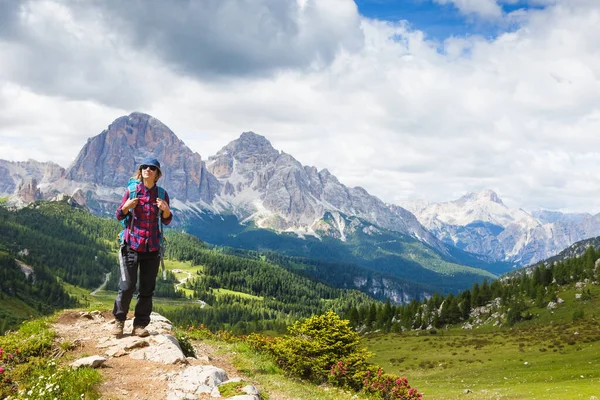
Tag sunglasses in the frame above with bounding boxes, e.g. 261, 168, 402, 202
140, 165, 158, 172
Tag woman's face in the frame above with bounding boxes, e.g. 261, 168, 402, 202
140, 165, 158, 181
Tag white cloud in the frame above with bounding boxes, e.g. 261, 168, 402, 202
434, 0, 503, 19
0, 0, 600, 214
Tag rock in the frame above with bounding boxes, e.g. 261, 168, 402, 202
147, 311, 175, 334
70, 355, 106, 369
16, 177, 41, 203
241, 384, 260, 395
129, 334, 187, 365
166, 365, 228, 399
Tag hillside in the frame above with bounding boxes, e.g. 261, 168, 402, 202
184, 210, 499, 296
354, 237, 600, 398
0, 200, 380, 334
1, 309, 381, 400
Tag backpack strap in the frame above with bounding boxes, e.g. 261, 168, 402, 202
124, 180, 140, 244
156, 185, 167, 280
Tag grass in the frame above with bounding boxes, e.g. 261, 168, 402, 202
0, 297, 40, 333
214, 288, 264, 300
363, 284, 600, 399
166, 259, 203, 298
0, 316, 102, 399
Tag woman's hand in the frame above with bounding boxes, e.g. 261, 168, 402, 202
156, 198, 170, 217
122, 198, 139, 214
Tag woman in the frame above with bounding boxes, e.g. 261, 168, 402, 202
112, 157, 172, 337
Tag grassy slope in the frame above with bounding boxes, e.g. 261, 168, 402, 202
0, 296, 41, 331
363, 283, 600, 399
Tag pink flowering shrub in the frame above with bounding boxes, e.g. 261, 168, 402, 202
362, 367, 422, 400
0, 347, 23, 396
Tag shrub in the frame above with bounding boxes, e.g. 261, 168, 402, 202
174, 330, 196, 358
184, 324, 215, 341
243, 310, 422, 399
267, 310, 371, 386
362, 367, 422, 400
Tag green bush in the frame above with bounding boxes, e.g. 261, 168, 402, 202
267, 310, 371, 386
244, 310, 422, 399
174, 330, 196, 358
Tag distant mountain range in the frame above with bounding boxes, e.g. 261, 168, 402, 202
1, 112, 598, 296
402, 190, 600, 266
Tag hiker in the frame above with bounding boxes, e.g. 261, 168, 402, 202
112, 157, 172, 337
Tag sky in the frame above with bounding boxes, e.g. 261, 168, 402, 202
1, 0, 600, 214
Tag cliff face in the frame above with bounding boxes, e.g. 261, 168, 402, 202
63, 112, 219, 205
0, 159, 64, 205
16, 178, 42, 204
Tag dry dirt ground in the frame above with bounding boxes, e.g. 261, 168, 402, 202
53, 310, 290, 400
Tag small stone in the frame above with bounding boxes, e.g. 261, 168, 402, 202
70, 355, 106, 369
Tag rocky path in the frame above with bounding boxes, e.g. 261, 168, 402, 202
53, 310, 267, 400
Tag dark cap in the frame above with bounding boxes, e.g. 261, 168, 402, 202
139, 157, 161, 172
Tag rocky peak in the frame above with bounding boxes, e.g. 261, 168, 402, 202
16, 177, 41, 203
0, 159, 64, 199
209, 132, 279, 168
460, 189, 504, 205
63, 112, 219, 204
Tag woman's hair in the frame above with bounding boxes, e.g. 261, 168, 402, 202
134, 167, 162, 183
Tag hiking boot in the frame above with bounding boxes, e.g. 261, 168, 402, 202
132, 325, 150, 337
112, 320, 125, 337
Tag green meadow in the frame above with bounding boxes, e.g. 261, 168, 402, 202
62, 258, 263, 312
364, 284, 600, 399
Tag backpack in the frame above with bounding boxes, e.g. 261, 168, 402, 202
118, 177, 168, 280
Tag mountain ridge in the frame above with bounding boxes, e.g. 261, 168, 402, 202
0, 111, 588, 296
402, 189, 600, 266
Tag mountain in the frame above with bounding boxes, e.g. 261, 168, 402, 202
0, 159, 64, 206
402, 189, 600, 266
0, 113, 503, 297
206, 131, 446, 253
53, 112, 219, 216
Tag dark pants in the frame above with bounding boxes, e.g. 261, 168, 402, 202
112, 245, 160, 327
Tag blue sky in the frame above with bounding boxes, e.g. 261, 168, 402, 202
354, 0, 545, 40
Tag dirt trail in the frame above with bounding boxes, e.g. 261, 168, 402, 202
52, 310, 259, 400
